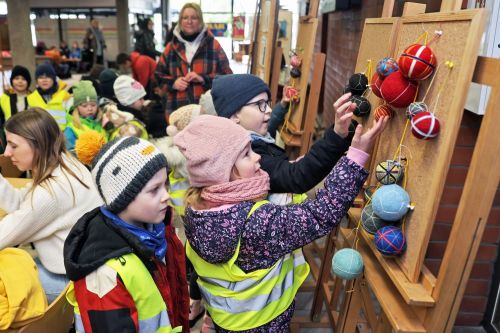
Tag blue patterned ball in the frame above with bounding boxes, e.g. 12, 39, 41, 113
332, 248, 364, 280
371, 184, 410, 221
375, 226, 406, 256
376, 57, 399, 77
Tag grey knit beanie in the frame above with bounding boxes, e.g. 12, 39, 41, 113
91, 136, 167, 213
211, 74, 270, 118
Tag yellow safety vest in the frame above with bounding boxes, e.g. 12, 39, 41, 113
0, 94, 13, 120
168, 169, 189, 216
67, 253, 182, 333
27, 89, 70, 129
66, 114, 108, 140
186, 201, 310, 331
109, 119, 149, 140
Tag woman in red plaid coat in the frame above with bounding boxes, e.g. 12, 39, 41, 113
157, 3, 232, 114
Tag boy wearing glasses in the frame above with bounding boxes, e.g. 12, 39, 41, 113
212, 73, 357, 194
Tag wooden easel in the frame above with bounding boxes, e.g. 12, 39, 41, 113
333, 1, 500, 333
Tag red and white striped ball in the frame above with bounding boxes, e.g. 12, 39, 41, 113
374, 104, 394, 121
371, 73, 384, 98
379, 71, 418, 108
398, 44, 437, 80
411, 111, 440, 140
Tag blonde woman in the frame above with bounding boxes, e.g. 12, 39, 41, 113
0, 108, 103, 302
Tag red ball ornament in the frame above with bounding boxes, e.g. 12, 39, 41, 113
374, 104, 394, 121
284, 86, 300, 102
290, 54, 302, 68
371, 73, 384, 98
411, 111, 440, 140
398, 44, 437, 80
380, 71, 418, 108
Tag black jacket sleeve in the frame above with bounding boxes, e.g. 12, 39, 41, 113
253, 128, 350, 193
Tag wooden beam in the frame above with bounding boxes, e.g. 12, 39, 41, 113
381, 0, 395, 17
425, 57, 500, 332
440, 0, 462, 12
402, 2, 426, 16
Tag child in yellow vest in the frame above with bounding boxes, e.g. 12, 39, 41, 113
0, 65, 31, 153
64, 80, 107, 152
27, 64, 70, 129
175, 115, 387, 332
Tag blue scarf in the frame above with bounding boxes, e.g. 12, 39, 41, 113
100, 207, 167, 260
249, 131, 275, 144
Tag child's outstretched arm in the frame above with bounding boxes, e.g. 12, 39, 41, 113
238, 118, 388, 271
255, 93, 357, 194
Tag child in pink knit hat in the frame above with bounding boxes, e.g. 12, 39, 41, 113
175, 114, 388, 332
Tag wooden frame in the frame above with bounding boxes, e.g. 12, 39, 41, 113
251, 0, 279, 85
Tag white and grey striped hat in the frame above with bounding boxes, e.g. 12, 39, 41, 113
91, 136, 167, 213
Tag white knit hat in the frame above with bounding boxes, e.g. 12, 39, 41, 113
113, 75, 146, 106
91, 136, 167, 213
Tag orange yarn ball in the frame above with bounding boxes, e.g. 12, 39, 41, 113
374, 104, 394, 121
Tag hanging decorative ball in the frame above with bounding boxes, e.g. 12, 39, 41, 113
406, 101, 428, 119
398, 44, 437, 80
290, 54, 302, 68
371, 73, 384, 98
290, 67, 301, 78
374, 104, 394, 121
332, 248, 364, 280
348, 73, 369, 96
284, 86, 300, 102
361, 204, 389, 235
343, 85, 351, 95
350, 95, 371, 117
376, 57, 399, 77
372, 184, 410, 221
411, 111, 440, 140
375, 160, 404, 185
375, 226, 407, 256
379, 71, 418, 108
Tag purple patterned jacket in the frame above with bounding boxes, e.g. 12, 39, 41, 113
184, 157, 368, 332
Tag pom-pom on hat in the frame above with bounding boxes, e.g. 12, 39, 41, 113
10, 65, 31, 88
73, 80, 98, 107
76, 133, 167, 213
166, 104, 201, 137
174, 115, 250, 187
113, 75, 146, 106
212, 74, 270, 119
35, 63, 57, 81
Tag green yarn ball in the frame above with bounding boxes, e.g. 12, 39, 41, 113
332, 248, 364, 280
361, 203, 389, 235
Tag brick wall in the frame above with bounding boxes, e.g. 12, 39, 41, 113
425, 111, 500, 327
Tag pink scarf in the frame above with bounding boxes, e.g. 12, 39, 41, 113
201, 169, 270, 205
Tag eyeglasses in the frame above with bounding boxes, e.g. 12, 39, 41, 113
243, 99, 271, 113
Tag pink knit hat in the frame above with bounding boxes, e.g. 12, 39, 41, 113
174, 115, 250, 187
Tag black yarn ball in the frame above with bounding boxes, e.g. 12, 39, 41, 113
342, 85, 351, 94
348, 73, 368, 95
350, 95, 371, 117
290, 67, 302, 78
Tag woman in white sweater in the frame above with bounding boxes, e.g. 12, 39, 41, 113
0, 108, 103, 303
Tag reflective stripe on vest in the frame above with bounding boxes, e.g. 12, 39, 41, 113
67, 254, 182, 333
27, 90, 69, 128
0, 94, 12, 120
168, 169, 189, 216
66, 115, 107, 139
185, 200, 310, 331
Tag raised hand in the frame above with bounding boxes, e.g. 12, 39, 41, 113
350, 116, 389, 154
333, 93, 355, 138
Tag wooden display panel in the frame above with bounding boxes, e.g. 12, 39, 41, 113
252, 0, 279, 85
283, 18, 318, 135
366, 9, 487, 283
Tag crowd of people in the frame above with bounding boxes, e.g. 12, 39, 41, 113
0, 3, 389, 333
